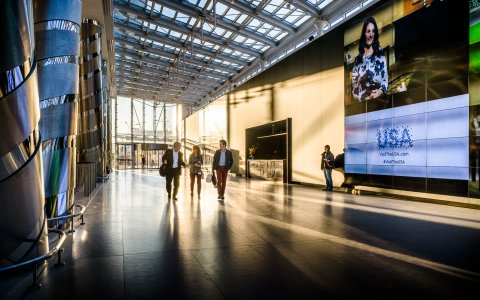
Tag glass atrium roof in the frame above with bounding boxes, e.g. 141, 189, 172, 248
113, 0, 379, 108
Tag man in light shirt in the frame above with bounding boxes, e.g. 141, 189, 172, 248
212, 140, 234, 200
162, 142, 186, 200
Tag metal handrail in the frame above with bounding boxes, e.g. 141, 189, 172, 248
47, 203, 86, 233
0, 228, 67, 288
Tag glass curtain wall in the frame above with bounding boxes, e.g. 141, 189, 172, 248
197, 100, 227, 167
113, 96, 182, 169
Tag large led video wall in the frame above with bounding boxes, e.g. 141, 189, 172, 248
344, 0, 471, 197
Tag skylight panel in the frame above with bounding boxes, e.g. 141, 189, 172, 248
188, 18, 197, 26
113, 11, 127, 21
276, 31, 288, 40
130, 0, 145, 7
264, 3, 279, 14
293, 15, 310, 27
176, 12, 190, 21
179, 33, 188, 42
203, 41, 214, 48
266, 29, 280, 39
154, 25, 168, 35
256, 27, 267, 34
233, 35, 246, 43
169, 31, 181, 38
213, 2, 228, 15
196, 0, 207, 9
262, 22, 273, 30
161, 7, 176, 19
276, 7, 290, 16
284, 15, 298, 24
164, 45, 176, 51
247, 18, 261, 29
224, 8, 241, 22
212, 27, 226, 36
236, 14, 248, 24
244, 38, 257, 46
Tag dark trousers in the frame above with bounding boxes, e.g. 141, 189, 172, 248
215, 167, 228, 196
324, 168, 333, 190
190, 172, 202, 194
166, 168, 180, 197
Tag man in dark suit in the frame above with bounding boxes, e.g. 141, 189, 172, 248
162, 142, 186, 200
212, 140, 234, 200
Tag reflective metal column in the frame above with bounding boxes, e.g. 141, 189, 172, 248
0, 0, 48, 267
34, 0, 82, 222
78, 19, 104, 179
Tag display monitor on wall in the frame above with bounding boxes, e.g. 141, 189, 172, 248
343, 0, 470, 196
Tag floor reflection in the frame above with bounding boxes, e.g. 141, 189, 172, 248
2, 169, 480, 299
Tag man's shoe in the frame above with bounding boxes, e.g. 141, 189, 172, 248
168, 194, 171, 199
173, 196, 178, 201
221, 195, 225, 200
322, 188, 328, 191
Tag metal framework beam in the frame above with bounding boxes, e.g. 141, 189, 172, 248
113, 2, 261, 57
115, 35, 239, 74
115, 60, 219, 87
290, 0, 322, 18
321, 0, 365, 19
115, 48, 230, 82
116, 72, 211, 93
151, 0, 276, 47
216, 0, 294, 34
116, 76, 207, 96
117, 88, 198, 104
114, 21, 249, 67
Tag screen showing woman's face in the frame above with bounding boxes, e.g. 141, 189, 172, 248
365, 23, 375, 48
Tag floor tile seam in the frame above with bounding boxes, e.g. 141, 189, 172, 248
243, 243, 332, 290
122, 248, 227, 257
220, 205, 480, 282
82, 182, 107, 211
121, 240, 294, 256
188, 250, 228, 300
56, 254, 125, 269
225, 185, 480, 229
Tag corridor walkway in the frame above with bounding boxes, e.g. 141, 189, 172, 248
2, 169, 480, 299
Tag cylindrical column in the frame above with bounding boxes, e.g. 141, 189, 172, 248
34, 0, 82, 223
78, 19, 104, 179
0, 0, 48, 267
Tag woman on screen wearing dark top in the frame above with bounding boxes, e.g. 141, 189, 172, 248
352, 16, 388, 101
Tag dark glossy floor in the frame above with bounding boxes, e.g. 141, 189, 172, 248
2, 169, 480, 299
